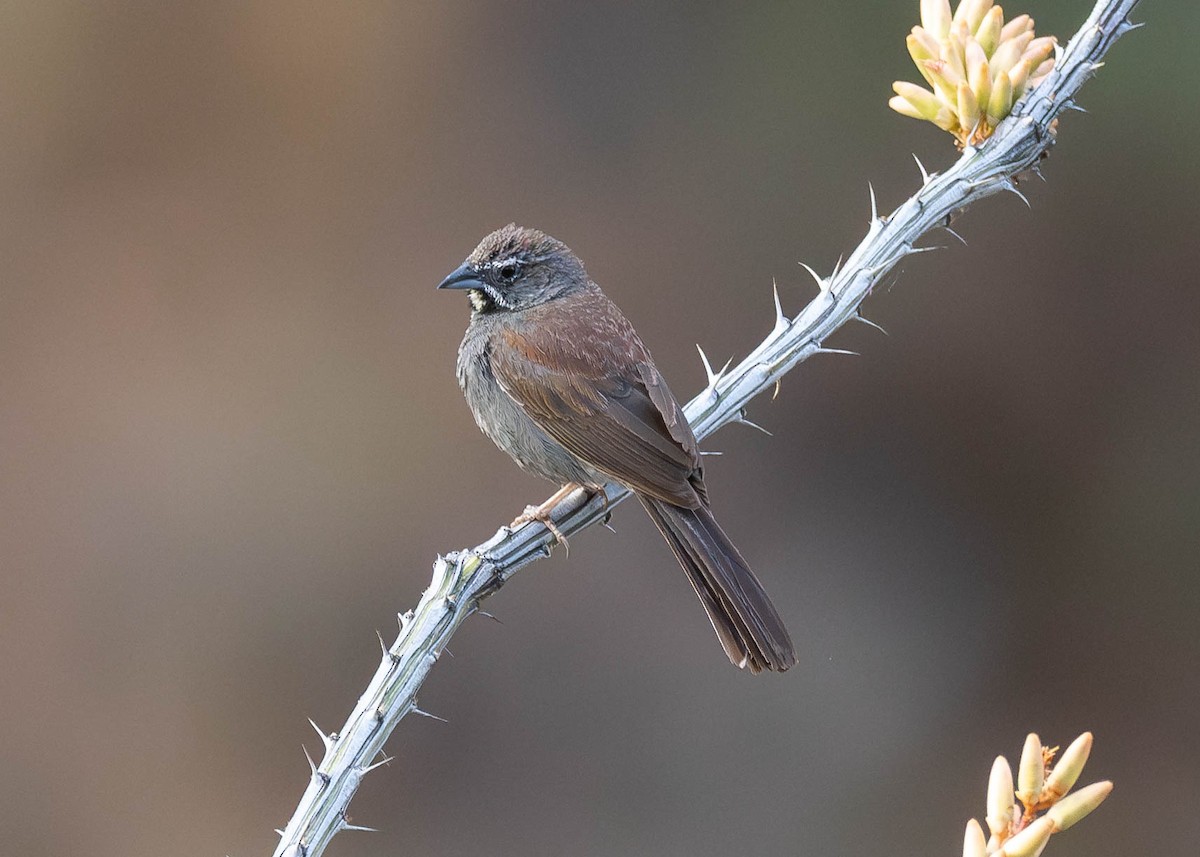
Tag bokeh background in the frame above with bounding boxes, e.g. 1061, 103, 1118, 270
1, 2, 1196, 855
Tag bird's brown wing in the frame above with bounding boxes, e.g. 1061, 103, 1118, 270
489, 295, 704, 508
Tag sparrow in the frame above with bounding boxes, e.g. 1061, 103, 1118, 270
438, 224, 795, 673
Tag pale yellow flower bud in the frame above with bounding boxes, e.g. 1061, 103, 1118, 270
922, 0, 954, 38
891, 3, 1056, 147
1008, 59, 1033, 98
1022, 36, 1057, 70
1045, 781, 1112, 831
955, 0, 994, 33
997, 817, 1054, 857
1042, 732, 1093, 804
986, 756, 1015, 838
962, 818, 988, 857
957, 80, 981, 137
1016, 733, 1045, 808
1001, 14, 1035, 43
966, 38, 991, 111
892, 82, 942, 119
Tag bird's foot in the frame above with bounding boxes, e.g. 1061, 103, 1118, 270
509, 483, 581, 555
511, 505, 569, 554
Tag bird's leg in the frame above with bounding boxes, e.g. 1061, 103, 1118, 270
511, 483, 582, 552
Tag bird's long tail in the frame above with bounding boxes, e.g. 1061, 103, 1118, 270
639, 496, 796, 673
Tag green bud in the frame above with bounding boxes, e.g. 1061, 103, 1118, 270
957, 80, 981, 138
908, 30, 937, 62
991, 31, 1035, 79
975, 7, 1003, 55
923, 58, 962, 104
986, 71, 1013, 125
893, 82, 943, 120
942, 30, 968, 81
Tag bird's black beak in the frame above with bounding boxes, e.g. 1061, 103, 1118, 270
437, 263, 484, 291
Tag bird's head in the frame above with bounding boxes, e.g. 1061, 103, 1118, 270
437, 224, 588, 313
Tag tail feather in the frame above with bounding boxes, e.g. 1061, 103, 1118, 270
639, 496, 796, 673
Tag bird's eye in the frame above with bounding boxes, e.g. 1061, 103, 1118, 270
498, 262, 518, 281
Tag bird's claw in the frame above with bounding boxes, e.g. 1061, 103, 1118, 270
511, 506, 569, 555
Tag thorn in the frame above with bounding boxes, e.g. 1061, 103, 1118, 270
696, 344, 718, 387
303, 744, 319, 776
941, 225, 967, 246
376, 630, 395, 661
1003, 181, 1032, 209
831, 254, 845, 279
1090, 61, 1106, 71
360, 753, 393, 774
868, 181, 880, 223
1063, 100, 1088, 113
772, 378, 782, 400
853, 312, 889, 336
798, 261, 826, 292
913, 153, 931, 185
275, 829, 285, 836
903, 244, 942, 256
1120, 19, 1146, 34
477, 609, 502, 624
814, 347, 860, 357
442, 647, 454, 658
411, 705, 449, 724
308, 718, 333, 751
340, 820, 379, 834
699, 450, 723, 456
736, 412, 773, 437
771, 280, 788, 333
601, 514, 617, 534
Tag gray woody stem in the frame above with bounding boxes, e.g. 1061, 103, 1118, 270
273, 2, 1141, 854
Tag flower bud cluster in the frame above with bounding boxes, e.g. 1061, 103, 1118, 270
891, 0, 1056, 147
962, 732, 1111, 857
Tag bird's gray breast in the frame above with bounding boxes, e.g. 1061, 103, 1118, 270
456, 317, 594, 486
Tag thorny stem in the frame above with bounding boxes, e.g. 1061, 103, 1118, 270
271, 2, 1141, 855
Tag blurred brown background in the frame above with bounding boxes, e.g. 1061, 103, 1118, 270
1, 2, 1196, 855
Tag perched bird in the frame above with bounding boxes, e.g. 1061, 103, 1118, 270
439, 224, 795, 673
